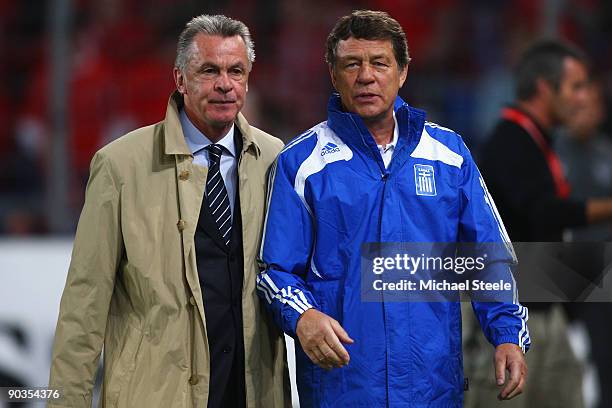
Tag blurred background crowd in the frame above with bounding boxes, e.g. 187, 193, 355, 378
1, 0, 612, 234
2, 1, 612, 407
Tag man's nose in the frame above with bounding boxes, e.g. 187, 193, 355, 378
215, 72, 233, 93
356, 63, 375, 83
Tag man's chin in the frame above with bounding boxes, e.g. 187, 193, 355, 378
208, 112, 239, 126
356, 108, 390, 123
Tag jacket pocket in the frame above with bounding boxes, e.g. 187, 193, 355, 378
310, 280, 343, 323
106, 323, 145, 406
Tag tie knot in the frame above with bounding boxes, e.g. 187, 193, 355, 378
206, 144, 223, 165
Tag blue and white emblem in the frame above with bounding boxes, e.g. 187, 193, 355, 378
414, 164, 436, 196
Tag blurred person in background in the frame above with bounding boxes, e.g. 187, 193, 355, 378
258, 10, 528, 407
469, 40, 612, 408
555, 81, 612, 241
48, 14, 290, 408
554, 81, 612, 408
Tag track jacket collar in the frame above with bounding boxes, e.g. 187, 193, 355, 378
326, 92, 426, 172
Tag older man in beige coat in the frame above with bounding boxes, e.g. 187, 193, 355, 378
48, 14, 289, 408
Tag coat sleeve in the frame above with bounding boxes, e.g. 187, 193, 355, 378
458, 148, 531, 353
256, 152, 319, 338
48, 151, 123, 407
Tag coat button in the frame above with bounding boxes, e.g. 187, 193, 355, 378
189, 374, 199, 385
222, 346, 232, 354
179, 170, 190, 181
189, 296, 197, 306
177, 219, 186, 231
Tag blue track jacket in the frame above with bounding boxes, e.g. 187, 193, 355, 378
258, 94, 530, 407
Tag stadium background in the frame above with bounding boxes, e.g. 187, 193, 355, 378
1, 0, 611, 407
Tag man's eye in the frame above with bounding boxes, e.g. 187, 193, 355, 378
345, 62, 359, 69
201, 68, 217, 76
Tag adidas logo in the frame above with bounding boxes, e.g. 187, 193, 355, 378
321, 142, 341, 156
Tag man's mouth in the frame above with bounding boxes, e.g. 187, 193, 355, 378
355, 93, 379, 102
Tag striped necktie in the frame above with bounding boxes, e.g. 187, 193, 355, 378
205, 144, 232, 245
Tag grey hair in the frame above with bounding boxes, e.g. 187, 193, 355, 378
175, 14, 255, 72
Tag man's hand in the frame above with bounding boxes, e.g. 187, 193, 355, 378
296, 309, 354, 370
494, 343, 527, 400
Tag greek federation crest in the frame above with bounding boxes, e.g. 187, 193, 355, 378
414, 164, 436, 196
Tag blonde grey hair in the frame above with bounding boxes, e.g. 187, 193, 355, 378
175, 14, 255, 72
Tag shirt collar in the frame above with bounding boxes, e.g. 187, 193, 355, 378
391, 112, 399, 147
179, 108, 236, 157
378, 111, 399, 153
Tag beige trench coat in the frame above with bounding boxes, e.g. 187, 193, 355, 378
48, 92, 290, 407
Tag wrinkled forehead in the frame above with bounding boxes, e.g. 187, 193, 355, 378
188, 34, 249, 65
335, 37, 395, 59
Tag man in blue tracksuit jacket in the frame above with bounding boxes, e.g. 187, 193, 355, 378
257, 10, 529, 407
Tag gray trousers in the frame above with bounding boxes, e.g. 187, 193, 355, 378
462, 303, 584, 408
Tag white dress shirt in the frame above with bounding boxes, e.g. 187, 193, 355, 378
180, 109, 238, 217
377, 113, 399, 169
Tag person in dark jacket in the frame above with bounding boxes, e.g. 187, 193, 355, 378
467, 40, 612, 408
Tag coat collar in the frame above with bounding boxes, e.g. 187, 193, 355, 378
163, 91, 261, 158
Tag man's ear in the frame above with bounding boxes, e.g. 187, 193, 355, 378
399, 64, 408, 88
174, 67, 186, 94
328, 64, 337, 90
536, 77, 554, 98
